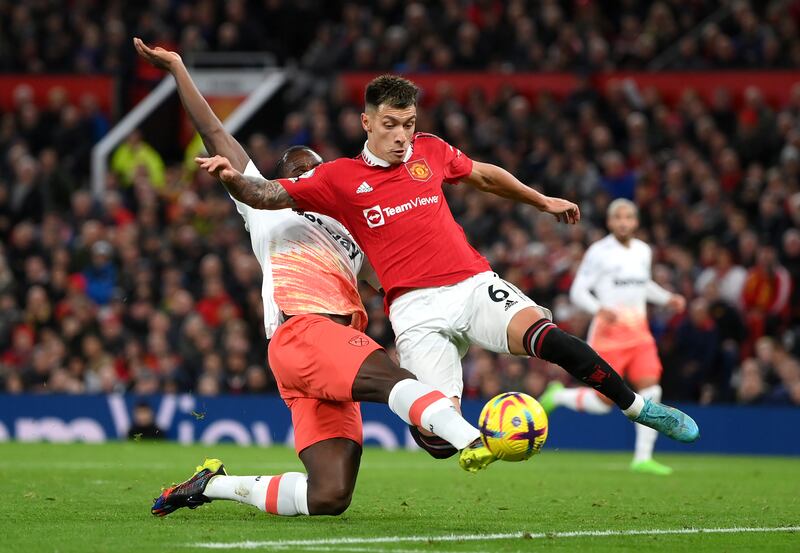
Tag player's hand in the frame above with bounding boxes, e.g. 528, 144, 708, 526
596, 308, 617, 323
195, 155, 239, 183
133, 37, 182, 71
667, 294, 686, 313
542, 196, 580, 224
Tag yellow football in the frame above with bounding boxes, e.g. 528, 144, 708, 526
479, 392, 549, 461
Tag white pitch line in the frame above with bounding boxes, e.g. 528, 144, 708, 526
295, 548, 491, 553
191, 525, 800, 549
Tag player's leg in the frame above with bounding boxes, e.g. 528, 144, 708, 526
505, 307, 640, 408
390, 294, 470, 458
150, 438, 361, 518
274, 314, 480, 453
627, 342, 673, 475
300, 438, 361, 515
352, 349, 480, 451
199, 464, 312, 516
464, 274, 639, 411
200, 400, 363, 516
538, 381, 614, 415
151, 457, 314, 517
538, 346, 627, 415
508, 307, 698, 442
465, 273, 698, 442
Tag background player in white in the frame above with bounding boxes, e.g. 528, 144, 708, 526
194, 75, 700, 472
539, 199, 686, 475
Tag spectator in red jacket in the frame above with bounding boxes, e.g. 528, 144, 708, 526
741, 246, 792, 357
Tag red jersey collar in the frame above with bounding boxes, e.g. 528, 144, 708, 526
361, 141, 414, 167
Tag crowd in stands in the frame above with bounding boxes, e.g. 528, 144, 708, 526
1, 0, 799, 405
2, 0, 800, 77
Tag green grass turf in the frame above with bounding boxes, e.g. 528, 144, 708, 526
0, 442, 798, 553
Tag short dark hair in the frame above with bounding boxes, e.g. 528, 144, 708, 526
275, 145, 320, 178
365, 75, 419, 111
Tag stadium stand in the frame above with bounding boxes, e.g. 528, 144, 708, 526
0, 0, 798, 406
2, 1, 800, 75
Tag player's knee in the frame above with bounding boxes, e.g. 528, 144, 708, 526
534, 326, 596, 372
310, 484, 353, 515
352, 350, 416, 403
509, 308, 553, 355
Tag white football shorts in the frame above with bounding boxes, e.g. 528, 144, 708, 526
389, 271, 551, 398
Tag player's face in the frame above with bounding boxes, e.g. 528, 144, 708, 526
607, 204, 638, 242
362, 104, 416, 164
281, 150, 323, 179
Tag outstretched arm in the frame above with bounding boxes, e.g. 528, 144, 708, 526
133, 38, 249, 172
461, 161, 580, 224
196, 155, 296, 210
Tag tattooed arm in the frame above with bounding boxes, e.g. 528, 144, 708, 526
196, 155, 296, 210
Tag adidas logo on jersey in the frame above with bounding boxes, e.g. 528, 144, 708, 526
504, 299, 518, 311
356, 182, 373, 194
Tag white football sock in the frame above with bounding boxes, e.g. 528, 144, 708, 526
553, 387, 613, 414
633, 385, 661, 462
205, 472, 309, 516
622, 393, 645, 419
388, 379, 480, 449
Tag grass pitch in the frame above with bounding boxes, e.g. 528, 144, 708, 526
0, 442, 798, 552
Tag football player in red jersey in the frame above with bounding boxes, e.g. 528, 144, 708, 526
137, 39, 485, 519
196, 75, 699, 471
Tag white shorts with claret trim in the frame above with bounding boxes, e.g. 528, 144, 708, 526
389, 271, 551, 398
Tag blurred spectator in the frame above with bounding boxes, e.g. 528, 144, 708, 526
783, 229, 800, 326
110, 130, 165, 189
735, 337, 800, 405
599, 151, 637, 200
666, 298, 721, 401
127, 401, 165, 440
695, 248, 747, 307
196, 278, 241, 328
741, 246, 792, 356
9, 155, 44, 224
82, 241, 117, 306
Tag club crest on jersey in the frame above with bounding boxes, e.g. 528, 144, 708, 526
363, 205, 385, 228
405, 159, 432, 182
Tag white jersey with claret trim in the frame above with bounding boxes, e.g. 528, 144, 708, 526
570, 235, 671, 350
228, 161, 367, 338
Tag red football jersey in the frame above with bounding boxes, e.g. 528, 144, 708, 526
279, 133, 491, 309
